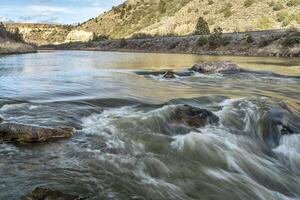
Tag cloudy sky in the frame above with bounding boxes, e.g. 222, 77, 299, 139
0, 0, 125, 24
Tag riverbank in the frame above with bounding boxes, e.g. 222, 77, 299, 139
40, 29, 300, 57
0, 41, 37, 55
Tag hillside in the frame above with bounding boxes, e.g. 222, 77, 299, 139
0, 23, 36, 54
2, 0, 300, 45
4, 23, 73, 45
79, 0, 300, 38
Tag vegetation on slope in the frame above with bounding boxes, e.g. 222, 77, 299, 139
78, 0, 300, 39
0, 22, 36, 54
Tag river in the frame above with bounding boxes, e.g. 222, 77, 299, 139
0, 51, 300, 200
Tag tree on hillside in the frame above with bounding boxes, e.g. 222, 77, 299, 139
159, 0, 167, 14
194, 17, 210, 35
11, 28, 24, 42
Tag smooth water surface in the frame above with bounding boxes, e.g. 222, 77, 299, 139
0, 51, 300, 200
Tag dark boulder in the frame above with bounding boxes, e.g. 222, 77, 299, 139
0, 123, 74, 143
171, 105, 219, 128
190, 61, 241, 74
0, 117, 3, 123
22, 187, 86, 200
163, 71, 176, 79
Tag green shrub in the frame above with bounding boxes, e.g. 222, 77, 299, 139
282, 31, 300, 46
158, 0, 167, 14
246, 34, 255, 43
221, 36, 232, 46
219, 3, 233, 18
287, 0, 300, 7
208, 27, 223, 47
244, 0, 255, 7
257, 17, 274, 30
194, 17, 210, 35
290, 12, 300, 24
208, 0, 214, 5
94, 35, 109, 41
131, 33, 153, 39
11, 28, 23, 42
276, 11, 289, 22
258, 35, 280, 47
119, 38, 128, 48
197, 36, 208, 46
272, 1, 284, 11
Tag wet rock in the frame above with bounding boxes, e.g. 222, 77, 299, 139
0, 117, 3, 123
163, 71, 176, 79
261, 107, 300, 147
0, 123, 74, 143
22, 187, 86, 200
190, 61, 241, 74
171, 105, 219, 128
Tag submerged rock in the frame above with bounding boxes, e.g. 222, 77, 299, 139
0, 123, 74, 143
135, 70, 193, 79
171, 105, 219, 128
163, 71, 176, 79
22, 187, 86, 200
190, 61, 241, 74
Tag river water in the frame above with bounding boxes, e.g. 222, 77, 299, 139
0, 51, 300, 200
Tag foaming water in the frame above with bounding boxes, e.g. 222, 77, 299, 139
0, 51, 300, 199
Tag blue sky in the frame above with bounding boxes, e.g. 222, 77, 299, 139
0, 0, 126, 24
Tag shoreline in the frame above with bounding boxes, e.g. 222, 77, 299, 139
38, 46, 300, 58
39, 30, 300, 58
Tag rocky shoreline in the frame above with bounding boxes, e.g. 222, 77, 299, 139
40, 30, 300, 58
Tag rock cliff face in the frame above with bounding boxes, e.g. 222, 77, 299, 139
4, 23, 73, 45
65, 30, 95, 43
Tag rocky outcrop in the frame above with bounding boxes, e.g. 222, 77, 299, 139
0, 122, 74, 143
22, 187, 86, 200
65, 30, 94, 43
4, 23, 73, 46
171, 105, 219, 128
190, 61, 241, 74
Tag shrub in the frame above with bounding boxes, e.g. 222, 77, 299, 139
94, 35, 109, 41
223, 8, 233, 18
221, 36, 232, 46
197, 36, 208, 46
282, 31, 300, 46
119, 38, 128, 48
208, 27, 223, 47
219, 3, 233, 18
272, 1, 284, 11
131, 33, 153, 39
194, 17, 210, 35
246, 34, 255, 43
258, 35, 280, 47
287, 0, 300, 7
11, 28, 23, 42
290, 12, 300, 24
276, 11, 289, 22
257, 17, 274, 30
244, 0, 255, 7
158, 0, 167, 14
203, 10, 209, 15
208, 0, 214, 5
